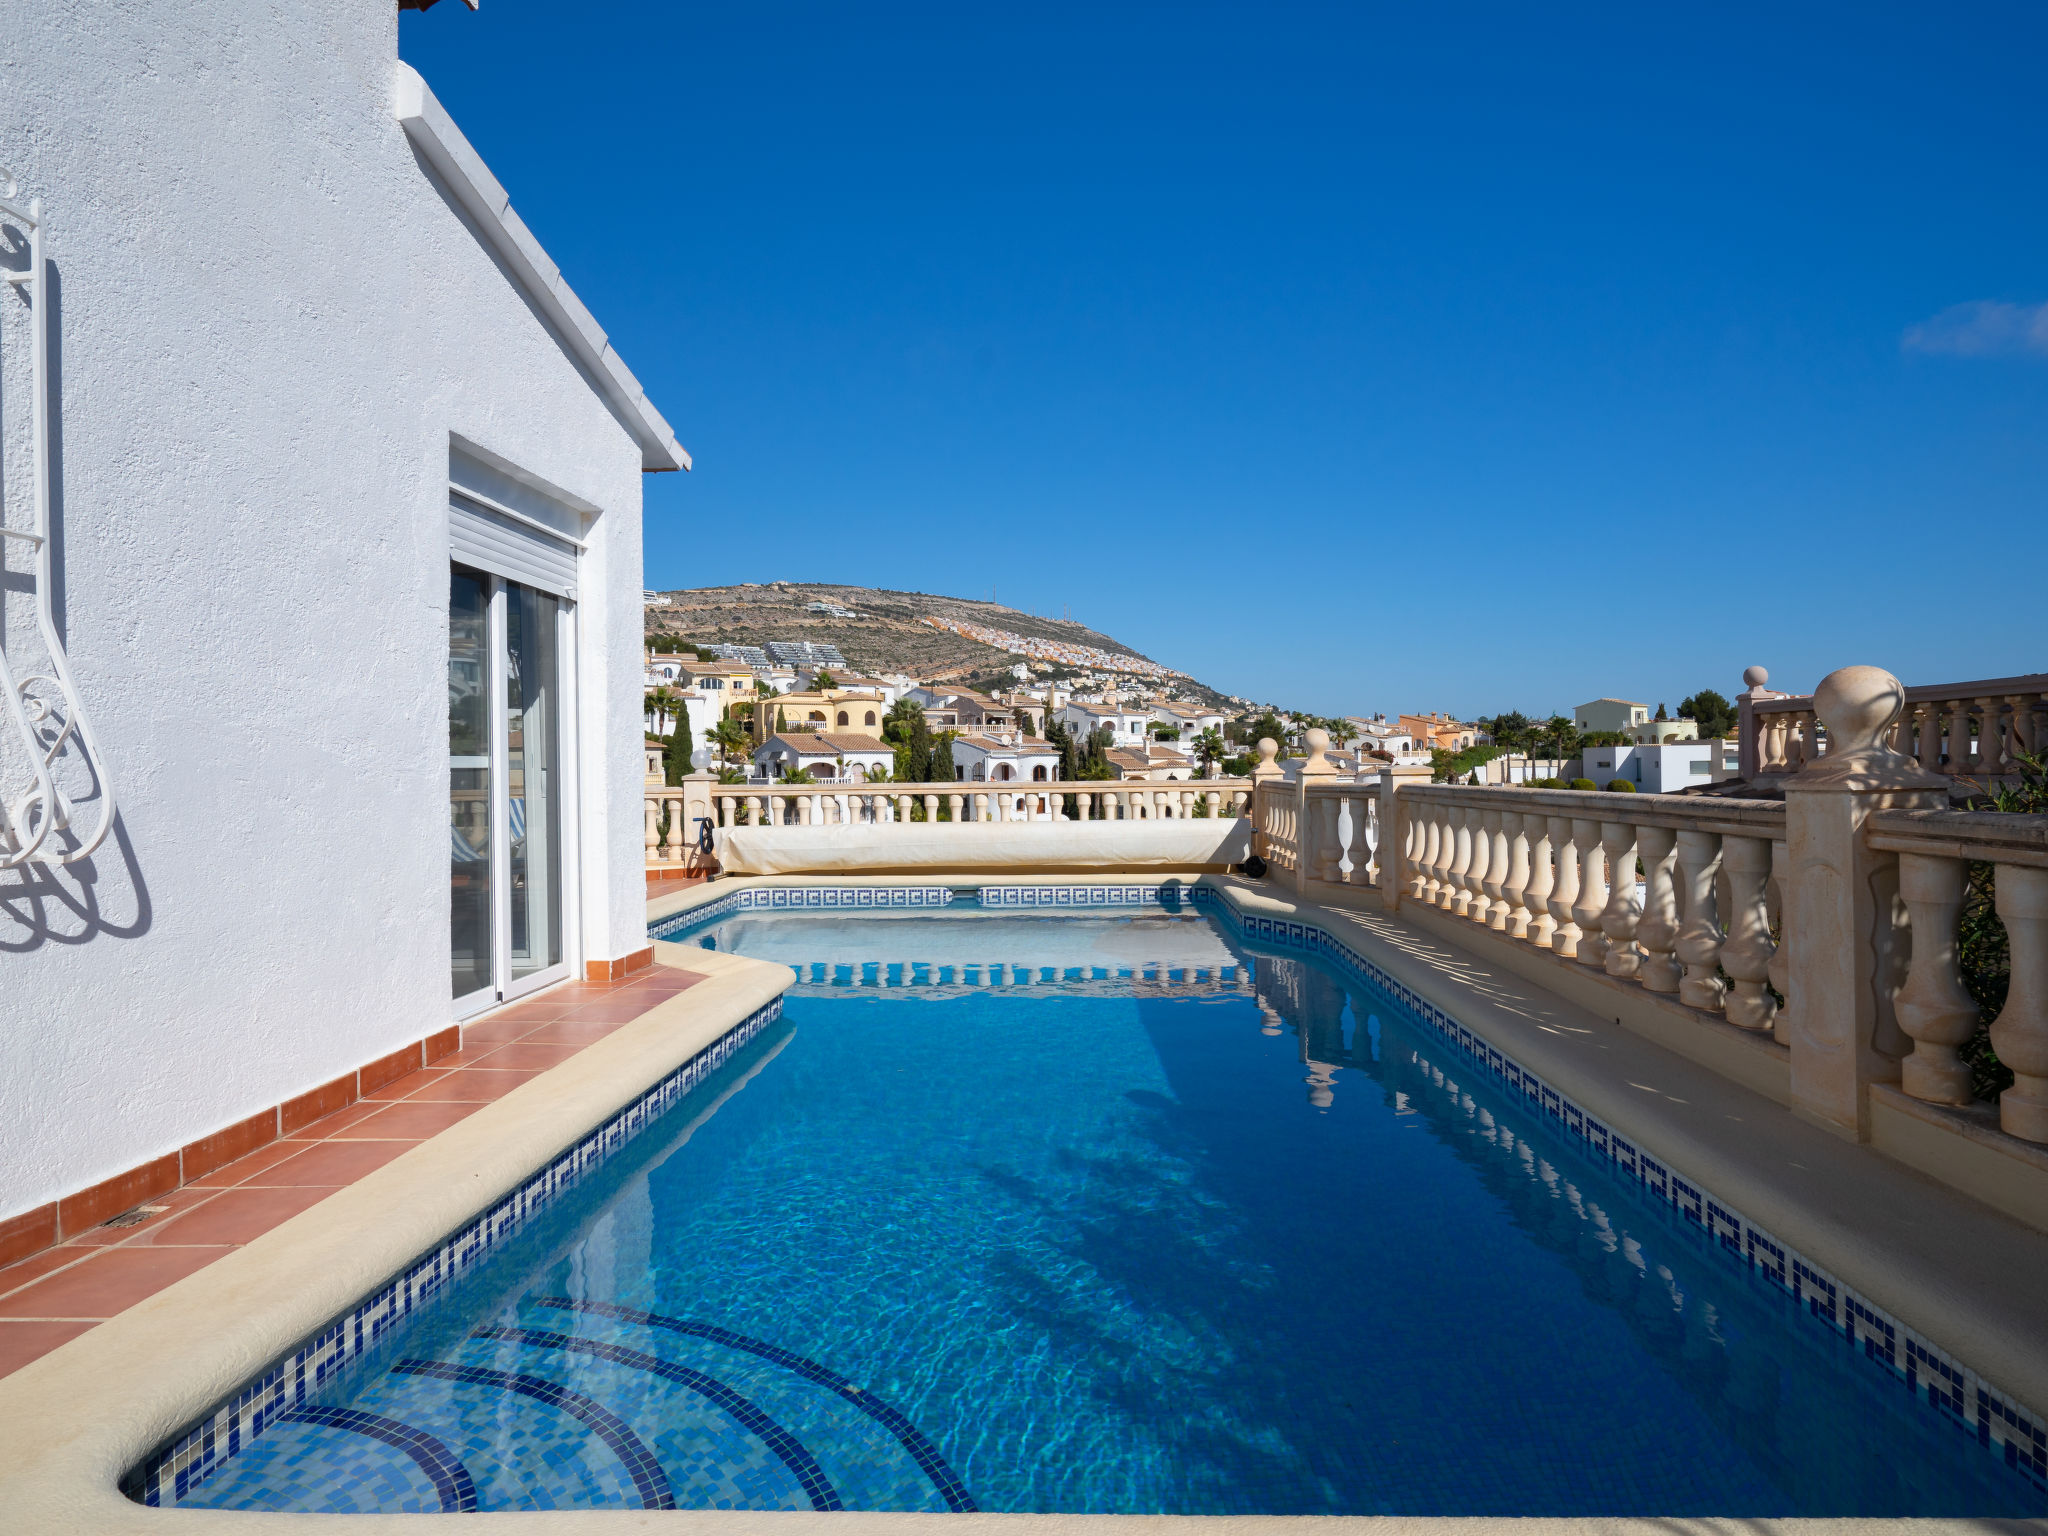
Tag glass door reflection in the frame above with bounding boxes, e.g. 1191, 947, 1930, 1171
449, 567, 493, 1005
451, 566, 572, 1010
505, 583, 562, 986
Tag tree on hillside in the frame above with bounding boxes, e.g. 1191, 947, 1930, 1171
775, 705, 789, 733
813, 670, 837, 689
704, 716, 749, 772
1044, 716, 1078, 780
930, 731, 958, 791
1678, 689, 1737, 739
1480, 711, 1534, 779
1192, 727, 1225, 776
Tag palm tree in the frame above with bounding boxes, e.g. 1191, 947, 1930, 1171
705, 716, 750, 774
1192, 727, 1226, 777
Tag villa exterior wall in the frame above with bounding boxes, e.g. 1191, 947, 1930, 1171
1, 4, 660, 1222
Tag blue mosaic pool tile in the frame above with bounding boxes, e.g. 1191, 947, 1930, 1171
129, 994, 785, 1508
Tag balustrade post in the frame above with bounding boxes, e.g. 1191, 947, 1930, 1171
1548, 816, 1582, 957
1944, 702, 1970, 773
1992, 866, 2048, 1143
1783, 665, 1948, 1140
1674, 830, 1725, 1010
1720, 835, 1778, 1032
1524, 814, 1557, 948
1636, 825, 1680, 992
1894, 852, 1979, 1105
1570, 817, 1608, 966
1598, 821, 1642, 977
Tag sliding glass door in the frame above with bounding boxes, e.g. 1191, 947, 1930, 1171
451, 565, 573, 1013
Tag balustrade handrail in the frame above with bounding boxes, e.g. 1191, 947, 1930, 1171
701, 777, 1250, 802
1400, 781, 1784, 838
1753, 673, 2048, 713
1865, 808, 2048, 868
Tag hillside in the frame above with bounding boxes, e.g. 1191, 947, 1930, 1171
645, 582, 1238, 706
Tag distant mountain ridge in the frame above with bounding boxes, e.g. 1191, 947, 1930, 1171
645, 582, 1233, 705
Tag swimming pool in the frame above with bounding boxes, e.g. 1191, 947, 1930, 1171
148, 896, 2044, 1515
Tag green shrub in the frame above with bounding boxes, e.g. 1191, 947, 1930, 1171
1524, 777, 1565, 789
1568, 777, 1597, 791
1604, 779, 1636, 792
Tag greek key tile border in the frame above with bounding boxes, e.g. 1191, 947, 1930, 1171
1210, 895, 2048, 1490
649, 885, 954, 942
978, 883, 1207, 908
127, 997, 785, 1509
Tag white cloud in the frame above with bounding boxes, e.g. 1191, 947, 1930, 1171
1901, 299, 2048, 358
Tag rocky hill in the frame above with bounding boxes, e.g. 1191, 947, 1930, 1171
645, 582, 1237, 706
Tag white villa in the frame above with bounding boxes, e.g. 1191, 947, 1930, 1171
751, 732, 896, 783
4, 7, 673, 1257
1059, 697, 1154, 749
951, 731, 1062, 783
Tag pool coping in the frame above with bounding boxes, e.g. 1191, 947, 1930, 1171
2, 876, 2045, 1531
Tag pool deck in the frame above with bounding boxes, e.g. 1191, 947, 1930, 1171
2, 874, 2045, 1533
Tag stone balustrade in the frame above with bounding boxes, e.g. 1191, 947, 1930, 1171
1867, 807, 2048, 1142
1248, 731, 1383, 896
706, 779, 1250, 832
1744, 666, 2048, 784
644, 773, 718, 870
1390, 782, 1790, 1036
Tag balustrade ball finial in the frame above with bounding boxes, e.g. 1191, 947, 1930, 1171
1793, 665, 1941, 790
1301, 727, 1336, 776
1743, 665, 1769, 690
1251, 737, 1284, 782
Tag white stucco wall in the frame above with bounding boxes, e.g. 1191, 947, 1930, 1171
0, 2, 665, 1217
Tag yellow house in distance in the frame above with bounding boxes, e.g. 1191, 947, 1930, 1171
751, 687, 890, 745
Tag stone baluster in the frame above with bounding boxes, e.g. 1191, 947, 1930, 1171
1975, 697, 2006, 776
970, 791, 987, 822
1992, 865, 2048, 1142
1636, 825, 1681, 992
2009, 694, 2040, 761
947, 792, 964, 823
661, 796, 685, 862
1415, 809, 1442, 903
1598, 820, 1642, 978
1548, 815, 1582, 957
1911, 702, 1941, 774
644, 797, 659, 864
1944, 701, 1970, 772
1674, 830, 1726, 1011
1719, 836, 1778, 1032
1500, 811, 1532, 939
1445, 808, 1475, 916
1894, 852, 1979, 1104
1524, 814, 1557, 948
1570, 817, 1609, 966
1767, 837, 1791, 1044
1314, 794, 1345, 882
1480, 810, 1510, 930
922, 792, 938, 822
1334, 797, 1356, 883
1463, 807, 1493, 924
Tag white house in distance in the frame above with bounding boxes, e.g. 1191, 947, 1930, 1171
1059, 697, 1154, 749
1580, 739, 1737, 792
1574, 698, 1650, 734
1149, 701, 1225, 738
3, 8, 676, 1264
751, 732, 897, 783
952, 731, 1062, 783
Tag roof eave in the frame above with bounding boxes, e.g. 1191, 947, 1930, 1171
394, 63, 690, 473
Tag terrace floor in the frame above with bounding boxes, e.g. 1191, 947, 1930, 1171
0, 967, 707, 1382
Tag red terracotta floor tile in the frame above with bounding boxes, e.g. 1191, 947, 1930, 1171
432, 1044, 515, 1068
0, 1246, 234, 1318
0, 1320, 98, 1380
135, 1188, 331, 1248
186, 1138, 306, 1188
404, 1069, 539, 1103
64, 1184, 224, 1245
284, 1099, 385, 1141
470, 1042, 587, 1071
329, 1100, 484, 1139
518, 1020, 627, 1045
464, 1002, 563, 1032
561, 998, 664, 1024
362, 1069, 449, 1101
246, 1140, 417, 1188
0, 1245, 98, 1300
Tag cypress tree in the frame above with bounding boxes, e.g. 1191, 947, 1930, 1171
665, 699, 693, 784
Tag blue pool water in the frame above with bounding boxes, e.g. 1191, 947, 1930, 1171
171, 904, 2043, 1515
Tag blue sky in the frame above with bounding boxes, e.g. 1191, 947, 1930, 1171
402, 3, 2047, 720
